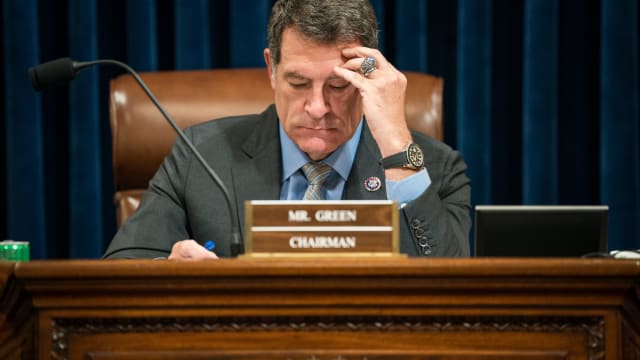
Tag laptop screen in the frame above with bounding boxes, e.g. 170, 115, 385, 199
474, 205, 608, 257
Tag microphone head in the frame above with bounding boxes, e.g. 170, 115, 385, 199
28, 57, 77, 91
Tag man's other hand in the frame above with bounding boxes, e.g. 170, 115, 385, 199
168, 239, 219, 260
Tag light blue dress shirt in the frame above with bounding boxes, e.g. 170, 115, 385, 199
279, 119, 431, 205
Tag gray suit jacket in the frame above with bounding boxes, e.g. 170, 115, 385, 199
104, 105, 471, 258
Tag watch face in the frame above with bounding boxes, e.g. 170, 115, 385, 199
407, 143, 424, 168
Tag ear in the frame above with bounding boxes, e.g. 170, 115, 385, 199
263, 48, 276, 89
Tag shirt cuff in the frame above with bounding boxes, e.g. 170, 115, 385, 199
385, 167, 431, 206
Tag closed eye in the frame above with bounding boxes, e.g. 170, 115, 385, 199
289, 82, 309, 89
329, 83, 350, 90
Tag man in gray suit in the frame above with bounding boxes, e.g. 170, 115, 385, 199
104, 0, 471, 260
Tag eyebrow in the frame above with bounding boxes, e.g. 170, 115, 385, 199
283, 71, 345, 82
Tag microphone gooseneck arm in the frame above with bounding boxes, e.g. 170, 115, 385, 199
30, 58, 244, 257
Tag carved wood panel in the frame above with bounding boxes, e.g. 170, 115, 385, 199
50, 315, 605, 360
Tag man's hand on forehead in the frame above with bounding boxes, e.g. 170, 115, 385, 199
333, 46, 412, 161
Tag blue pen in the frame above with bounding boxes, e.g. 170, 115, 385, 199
204, 240, 216, 251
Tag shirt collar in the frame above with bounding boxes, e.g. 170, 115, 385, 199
279, 118, 364, 182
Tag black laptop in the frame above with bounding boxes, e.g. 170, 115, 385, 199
474, 205, 608, 257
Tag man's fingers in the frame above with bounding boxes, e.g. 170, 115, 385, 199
333, 66, 367, 89
342, 47, 388, 71
342, 46, 381, 59
341, 57, 368, 73
168, 239, 219, 260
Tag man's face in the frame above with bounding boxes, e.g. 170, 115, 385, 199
264, 28, 363, 161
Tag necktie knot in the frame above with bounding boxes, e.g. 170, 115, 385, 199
301, 162, 333, 200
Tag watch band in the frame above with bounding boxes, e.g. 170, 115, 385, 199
381, 151, 410, 169
381, 143, 424, 170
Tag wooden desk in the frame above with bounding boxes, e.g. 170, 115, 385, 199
1, 258, 639, 359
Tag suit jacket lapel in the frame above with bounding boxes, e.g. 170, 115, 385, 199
343, 121, 387, 200
232, 105, 282, 237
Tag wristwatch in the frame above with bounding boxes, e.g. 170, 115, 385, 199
381, 143, 424, 170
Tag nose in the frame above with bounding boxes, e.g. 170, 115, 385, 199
305, 86, 329, 119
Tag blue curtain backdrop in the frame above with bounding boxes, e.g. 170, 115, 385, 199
2, 0, 638, 259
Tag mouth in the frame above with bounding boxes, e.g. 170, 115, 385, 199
299, 127, 338, 135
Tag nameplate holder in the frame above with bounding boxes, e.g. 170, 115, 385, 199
243, 200, 400, 258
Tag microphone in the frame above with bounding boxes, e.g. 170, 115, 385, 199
28, 58, 244, 257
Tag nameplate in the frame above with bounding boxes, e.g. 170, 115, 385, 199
244, 200, 399, 257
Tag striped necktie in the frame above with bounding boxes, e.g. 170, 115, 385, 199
301, 162, 333, 200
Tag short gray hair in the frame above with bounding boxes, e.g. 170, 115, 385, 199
267, 0, 379, 65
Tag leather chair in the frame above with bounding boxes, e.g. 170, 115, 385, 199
110, 68, 443, 227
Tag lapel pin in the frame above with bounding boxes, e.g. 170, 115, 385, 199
364, 176, 382, 192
